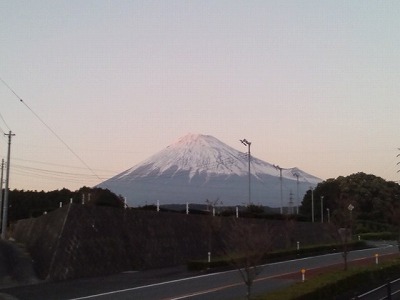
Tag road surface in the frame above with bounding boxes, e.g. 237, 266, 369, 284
1, 242, 397, 300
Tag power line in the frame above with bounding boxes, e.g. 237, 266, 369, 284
0, 77, 21, 102
10, 164, 113, 188
20, 100, 101, 180
0, 76, 100, 181
0, 112, 10, 132
9, 160, 116, 187
12, 157, 117, 174
12, 164, 104, 179
11, 170, 102, 185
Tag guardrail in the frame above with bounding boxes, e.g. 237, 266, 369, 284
355, 278, 400, 299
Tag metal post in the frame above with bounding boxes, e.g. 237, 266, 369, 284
311, 188, 314, 223
248, 142, 251, 205
348, 203, 354, 241
274, 165, 284, 214
294, 173, 299, 214
240, 139, 252, 205
387, 282, 392, 300
301, 269, 306, 282
279, 168, 283, 214
321, 196, 324, 223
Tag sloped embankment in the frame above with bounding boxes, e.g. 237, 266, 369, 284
12, 204, 331, 281
0, 239, 37, 288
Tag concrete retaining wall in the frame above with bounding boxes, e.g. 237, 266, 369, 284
12, 204, 332, 281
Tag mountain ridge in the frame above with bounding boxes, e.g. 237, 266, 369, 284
98, 133, 321, 207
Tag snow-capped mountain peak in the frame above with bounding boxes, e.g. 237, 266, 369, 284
119, 133, 247, 179
98, 133, 321, 207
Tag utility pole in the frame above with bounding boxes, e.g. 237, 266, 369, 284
293, 172, 300, 214
310, 187, 314, 223
2, 131, 15, 239
0, 159, 4, 229
288, 191, 294, 215
240, 139, 251, 205
274, 165, 283, 214
321, 196, 324, 223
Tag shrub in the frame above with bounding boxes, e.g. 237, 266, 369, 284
187, 241, 367, 271
359, 232, 398, 241
257, 259, 400, 300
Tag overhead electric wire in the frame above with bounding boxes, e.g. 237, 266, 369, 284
11, 162, 113, 186
11, 169, 102, 185
0, 75, 316, 189
12, 164, 103, 179
0, 112, 10, 133
0, 76, 101, 181
0, 77, 21, 102
12, 157, 117, 174
0, 122, 8, 151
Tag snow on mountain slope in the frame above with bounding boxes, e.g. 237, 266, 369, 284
98, 133, 322, 207
119, 133, 249, 179
114, 133, 319, 182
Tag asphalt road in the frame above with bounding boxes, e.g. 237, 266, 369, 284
1, 242, 398, 300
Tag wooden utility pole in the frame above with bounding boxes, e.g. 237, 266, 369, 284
2, 131, 15, 239
0, 159, 4, 230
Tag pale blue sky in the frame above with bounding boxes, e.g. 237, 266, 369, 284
0, 1, 399, 191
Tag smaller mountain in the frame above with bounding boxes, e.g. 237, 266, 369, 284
98, 133, 321, 208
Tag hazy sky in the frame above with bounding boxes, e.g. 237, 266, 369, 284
1, 1, 399, 191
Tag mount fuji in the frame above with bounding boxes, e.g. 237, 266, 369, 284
97, 133, 322, 208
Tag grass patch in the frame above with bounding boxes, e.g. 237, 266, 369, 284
187, 241, 368, 271
358, 232, 398, 241
255, 258, 400, 300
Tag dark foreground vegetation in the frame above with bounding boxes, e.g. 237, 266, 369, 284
7, 172, 400, 235
260, 257, 400, 300
4, 172, 400, 299
7, 187, 124, 222
300, 172, 400, 234
187, 240, 367, 271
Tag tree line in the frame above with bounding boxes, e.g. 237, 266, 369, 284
4, 172, 400, 232
6, 187, 124, 223
299, 172, 400, 233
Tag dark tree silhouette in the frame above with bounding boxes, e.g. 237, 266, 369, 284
221, 218, 274, 300
7, 187, 123, 223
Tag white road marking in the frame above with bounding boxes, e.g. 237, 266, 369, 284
67, 245, 397, 300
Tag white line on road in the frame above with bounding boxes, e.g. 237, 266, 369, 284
67, 271, 231, 300
67, 245, 396, 300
